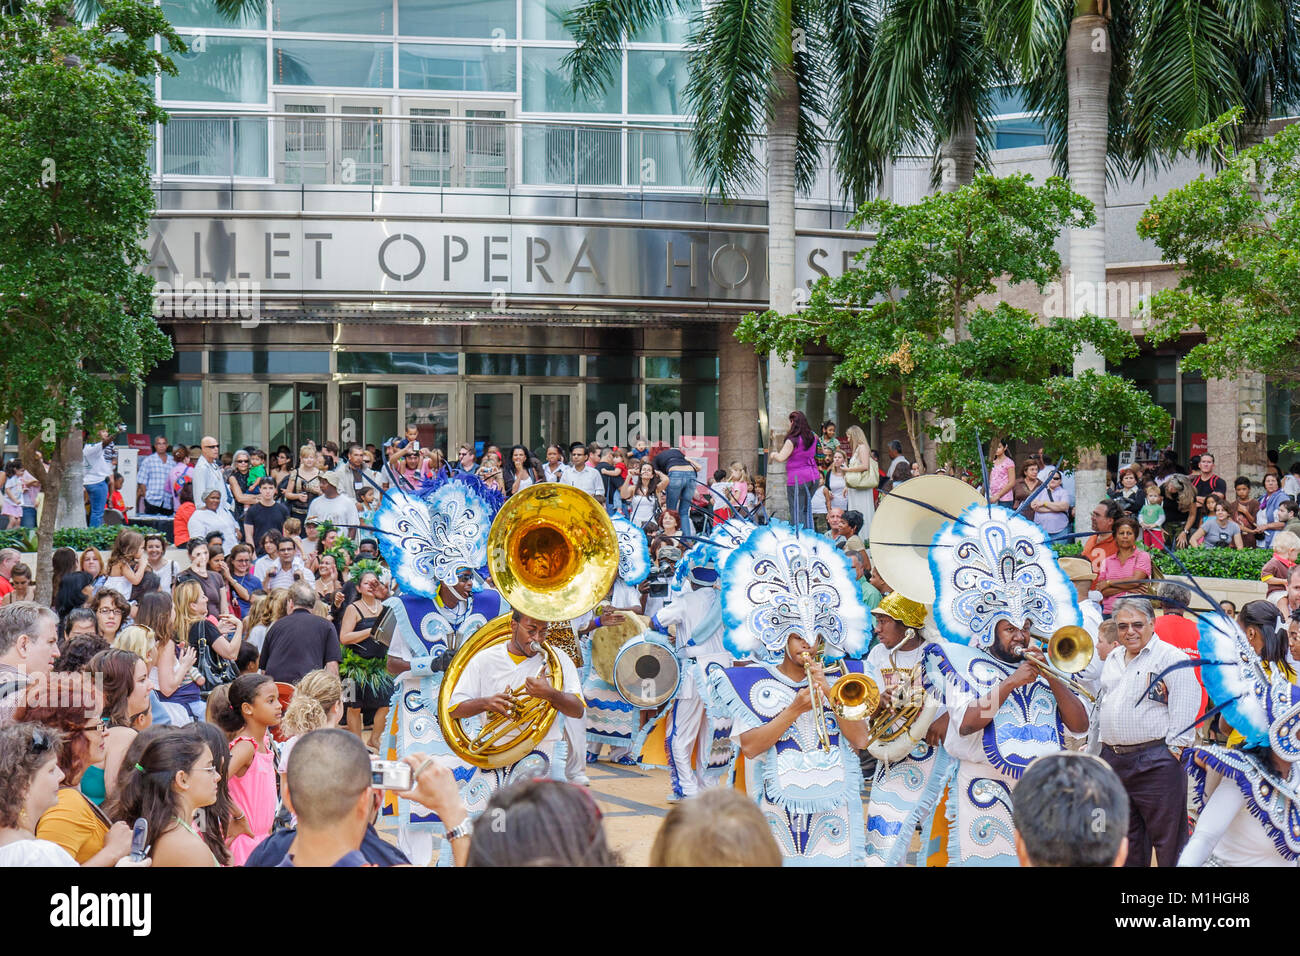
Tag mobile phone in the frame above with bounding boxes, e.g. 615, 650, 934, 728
369, 758, 413, 791
129, 817, 149, 861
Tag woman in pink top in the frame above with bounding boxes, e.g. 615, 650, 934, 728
215, 673, 283, 865
767, 411, 821, 530
987, 438, 1015, 505
1096, 516, 1153, 614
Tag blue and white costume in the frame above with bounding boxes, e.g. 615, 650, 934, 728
705, 521, 872, 866
925, 502, 1085, 867
373, 471, 506, 866
1173, 608, 1300, 866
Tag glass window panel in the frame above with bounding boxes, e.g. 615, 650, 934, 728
989, 85, 1030, 116
275, 40, 392, 88
472, 392, 516, 448
340, 387, 364, 445
209, 350, 329, 374
586, 355, 637, 379
144, 382, 204, 449
366, 385, 399, 408
365, 410, 399, 446
406, 107, 452, 186
527, 393, 571, 460
522, 0, 578, 40
522, 48, 620, 113
162, 36, 268, 104
993, 118, 1047, 150
399, 44, 516, 93
521, 124, 620, 185
631, 1, 700, 43
341, 106, 386, 185
400, 0, 516, 39
274, 0, 390, 35
217, 390, 264, 450
465, 354, 579, 376
162, 115, 268, 177
268, 384, 295, 413
644, 384, 717, 443
585, 383, 638, 446
337, 351, 459, 375
627, 51, 689, 115
162, 0, 263, 30
404, 391, 451, 454
626, 126, 699, 188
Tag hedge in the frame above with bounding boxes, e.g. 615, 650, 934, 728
0, 526, 156, 555
1052, 541, 1273, 581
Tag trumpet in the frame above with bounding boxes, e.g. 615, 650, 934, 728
802, 653, 882, 752
1013, 626, 1097, 702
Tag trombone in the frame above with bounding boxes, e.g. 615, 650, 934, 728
1013, 626, 1097, 702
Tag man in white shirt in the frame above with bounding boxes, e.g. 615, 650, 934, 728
448, 609, 584, 769
263, 536, 316, 590
188, 489, 242, 555
306, 473, 360, 541
1092, 596, 1199, 867
192, 435, 233, 516
82, 428, 116, 527
561, 441, 605, 502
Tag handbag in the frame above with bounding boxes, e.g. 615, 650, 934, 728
195, 631, 239, 692
845, 452, 879, 490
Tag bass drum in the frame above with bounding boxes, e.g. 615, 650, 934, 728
613, 636, 680, 708
590, 614, 648, 685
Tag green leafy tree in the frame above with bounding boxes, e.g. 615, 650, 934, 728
1138, 112, 1300, 443
737, 173, 1170, 472
0, 0, 182, 601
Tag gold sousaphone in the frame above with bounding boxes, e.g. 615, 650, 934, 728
438, 483, 619, 769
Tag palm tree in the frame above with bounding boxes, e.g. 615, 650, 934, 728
984, 0, 1300, 528
561, 0, 877, 517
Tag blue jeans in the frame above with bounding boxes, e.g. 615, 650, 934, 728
86, 479, 109, 527
787, 479, 818, 530
19, 507, 36, 528
664, 470, 696, 535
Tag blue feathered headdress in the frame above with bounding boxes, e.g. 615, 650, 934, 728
929, 502, 1080, 649
611, 514, 652, 586
372, 471, 503, 599
1195, 611, 1300, 760
719, 521, 868, 662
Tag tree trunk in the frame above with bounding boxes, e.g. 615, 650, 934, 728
765, 66, 800, 519
1066, 8, 1110, 531
938, 109, 976, 193
18, 432, 69, 606
58, 428, 86, 531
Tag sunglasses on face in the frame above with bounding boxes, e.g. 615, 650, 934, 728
456, 570, 474, 583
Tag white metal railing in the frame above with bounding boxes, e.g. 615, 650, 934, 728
154, 111, 854, 207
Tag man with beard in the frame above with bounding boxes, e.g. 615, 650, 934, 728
924, 504, 1090, 866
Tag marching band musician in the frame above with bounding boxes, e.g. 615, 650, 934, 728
706, 523, 874, 865
863, 593, 954, 866
448, 608, 585, 773
651, 560, 733, 802
924, 503, 1089, 866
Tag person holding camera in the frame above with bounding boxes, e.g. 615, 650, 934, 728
641, 538, 682, 618
262, 536, 315, 591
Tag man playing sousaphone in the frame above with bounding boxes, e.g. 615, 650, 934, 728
448, 609, 585, 776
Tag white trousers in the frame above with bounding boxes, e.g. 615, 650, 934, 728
667, 694, 709, 797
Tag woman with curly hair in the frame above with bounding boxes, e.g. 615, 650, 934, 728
12, 673, 133, 865
0, 723, 81, 866
89, 587, 130, 643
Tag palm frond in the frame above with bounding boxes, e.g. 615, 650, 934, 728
683, 0, 779, 197
561, 0, 689, 97
212, 0, 266, 25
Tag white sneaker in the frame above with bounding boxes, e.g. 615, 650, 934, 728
570, 773, 591, 787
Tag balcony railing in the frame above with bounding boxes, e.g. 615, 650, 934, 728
154, 111, 852, 209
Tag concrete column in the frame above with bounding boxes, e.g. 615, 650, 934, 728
1206, 375, 1238, 480
718, 323, 760, 476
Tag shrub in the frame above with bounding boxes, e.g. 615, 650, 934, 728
1052, 541, 1271, 581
